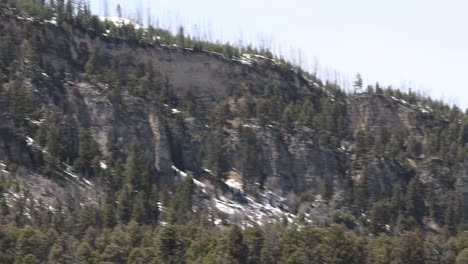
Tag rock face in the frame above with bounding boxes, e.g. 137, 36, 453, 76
348, 94, 422, 135
457, 167, 468, 221
0, 12, 307, 107
0, 12, 466, 225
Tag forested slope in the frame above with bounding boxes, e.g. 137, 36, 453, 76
0, 1, 467, 263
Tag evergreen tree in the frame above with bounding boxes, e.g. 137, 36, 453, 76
117, 186, 132, 224
216, 225, 249, 264
157, 225, 181, 264
84, 52, 96, 75
353, 73, 363, 93
405, 178, 426, 225
240, 128, 261, 193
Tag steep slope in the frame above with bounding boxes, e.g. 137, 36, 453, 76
0, 6, 467, 230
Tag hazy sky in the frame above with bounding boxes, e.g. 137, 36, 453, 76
90, 0, 468, 109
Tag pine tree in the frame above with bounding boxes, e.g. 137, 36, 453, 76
206, 130, 228, 194
456, 249, 468, 264
102, 195, 116, 228
405, 178, 425, 225
353, 73, 363, 93
244, 225, 264, 264
131, 192, 147, 224
240, 128, 260, 193
116, 4, 122, 18
177, 26, 185, 48
18, 254, 39, 264
321, 176, 333, 202
75, 241, 98, 264
216, 225, 249, 264
84, 52, 96, 75
117, 186, 131, 224
47, 237, 73, 264
157, 225, 181, 264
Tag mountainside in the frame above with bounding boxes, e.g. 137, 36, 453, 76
0, 1, 467, 263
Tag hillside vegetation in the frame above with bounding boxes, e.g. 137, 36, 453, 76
0, 0, 467, 263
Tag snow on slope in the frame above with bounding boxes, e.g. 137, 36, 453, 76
173, 165, 308, 226
99, 16, 143, 30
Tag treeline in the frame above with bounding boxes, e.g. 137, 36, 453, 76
0, 184, 466, 264
0, 0, 300, 72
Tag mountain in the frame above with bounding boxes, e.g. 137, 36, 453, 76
0, 1, 467, 263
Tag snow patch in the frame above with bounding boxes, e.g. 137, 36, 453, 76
243, 124, 259, 129
99, 161, 107, 170
46, 17, 57, 25
26, 137, 34, 146
100, 16, 143, 30
203, 167, 214, 175
214, 199, 236, 215
82, 178, 93, 186
171, 108, 181, 114
171, 165, 188, 177
64, 170, 78, 179
214, 219, 222, 226
225, 178, 243, 192
25, 117, 45, 125
193, 179, 206, 188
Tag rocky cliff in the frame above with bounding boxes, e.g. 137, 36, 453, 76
0, 9, 466, 227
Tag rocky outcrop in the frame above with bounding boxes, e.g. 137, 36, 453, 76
0, 11, 465, 226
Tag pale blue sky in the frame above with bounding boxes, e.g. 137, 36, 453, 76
91, 0, 468, 108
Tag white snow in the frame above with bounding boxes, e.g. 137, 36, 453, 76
99, 161, 107, 170
390, 96, 409, 106
46, 18, 57, 25
233, 58, 252, 65
209, 185, 300, 225
171, 108, 181, 114
214, 199, 236, 215
203, 167, 214, 175
243, 124, 259, 129
193, 179, 206, 188
25, 117, 45, 125
157, 202, 165, 211
100, 16, 143, 30
26, 137, 34, 146
225, 178, 243, 191
82, 178, 93, 186
64, 170, 78, 179
171, 165, 188, 177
